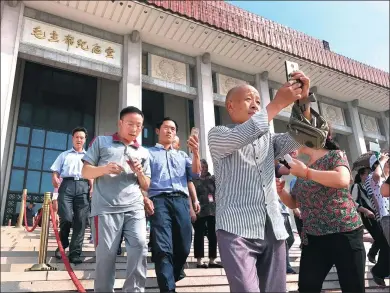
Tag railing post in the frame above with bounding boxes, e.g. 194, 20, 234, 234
15, 189, 27, 228
26, 192, 57, 271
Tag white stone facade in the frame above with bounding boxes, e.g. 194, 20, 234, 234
0, 2, 389, 223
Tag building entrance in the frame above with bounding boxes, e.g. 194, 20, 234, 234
3, 61, 97, 225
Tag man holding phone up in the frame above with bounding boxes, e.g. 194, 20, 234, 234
208, 71, 316, 292
146, 118, 201, 293
82, 106, 150, 293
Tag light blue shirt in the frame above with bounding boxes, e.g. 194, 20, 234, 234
290, 176, 297, 191
50, 148, 86, 178
148, 144, 199, 197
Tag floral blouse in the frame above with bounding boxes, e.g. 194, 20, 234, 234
291, 150, 362, 244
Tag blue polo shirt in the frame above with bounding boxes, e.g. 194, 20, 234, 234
148, 144, 199, 197
50, 148, 86, 178
82, 133, 151, 216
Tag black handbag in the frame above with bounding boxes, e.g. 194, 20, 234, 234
287, 93, 329, 149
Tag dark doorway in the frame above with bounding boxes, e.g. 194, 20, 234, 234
3, 61, 97, 225
142, 89, 164, 148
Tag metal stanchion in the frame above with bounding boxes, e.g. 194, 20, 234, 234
15, 189, 27, 228
26, 192, 57, 271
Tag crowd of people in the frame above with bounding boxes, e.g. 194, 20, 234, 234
46, 70, 389, 293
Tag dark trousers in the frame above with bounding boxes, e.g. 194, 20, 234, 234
298, 227, 366, 293
151, 195, 192, 293
360, 214, 381, 257
283, 214, 295, 270
294, 215, 303, 239
371, 227, 390, 278
58, 180, 89, 259
193, 216, 217, 259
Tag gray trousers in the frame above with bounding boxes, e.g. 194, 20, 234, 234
380, 215, 390, 246
217, 219, 286, 293
92, 210, 147, 292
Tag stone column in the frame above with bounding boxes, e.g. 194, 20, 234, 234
119, 30, 142, 112
194, 53, 215, 173
347, 99, 367, 162
380, 110, 389, 149
1, 1, 24, 169
255, 71, 274, 132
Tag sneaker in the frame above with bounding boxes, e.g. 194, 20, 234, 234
371, 268, 386, 287
208, 262, 223, 268
196, 263, 208, 268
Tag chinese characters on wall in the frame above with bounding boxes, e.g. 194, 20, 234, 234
31, 26, 115, 58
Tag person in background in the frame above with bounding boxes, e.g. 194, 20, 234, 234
192, 159, 222, 269
51, 127, 92, 264
380, 175, 390, 196
365, 153, 389, 287
276, 132, 365, 293
351, 167, 380, 264
275, 162, 297, 275
82, 106, 150, 292
147, 118, 201, 293
25, 202, 36, 227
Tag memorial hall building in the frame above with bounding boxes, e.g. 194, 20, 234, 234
1, 0, 389, 224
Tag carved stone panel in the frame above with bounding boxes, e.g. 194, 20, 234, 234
150, 54, 187, 86
319, 103, 345, 126
217, 73, 248, 96
360, 114, 379, 134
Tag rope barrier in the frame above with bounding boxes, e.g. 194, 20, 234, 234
49, 202, 86, 293
24, 208, 43, 233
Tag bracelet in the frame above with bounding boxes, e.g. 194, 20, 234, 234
303, 167, 310, 180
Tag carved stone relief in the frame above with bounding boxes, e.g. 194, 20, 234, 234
217, 73, 248, 96
320, 103, 345, 126
360, 114, 379, 133
150, 54, 187, 85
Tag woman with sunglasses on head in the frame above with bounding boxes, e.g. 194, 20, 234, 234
276, 130, 365, 293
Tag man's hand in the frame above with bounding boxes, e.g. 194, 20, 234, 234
291, 71, 310, 100
190, 207, 197, 223
103, 162, 123, 175
129, 159, 144, 175
362, 208, 375, 219
293, 208, 301, 219
52, 175, 61, 189
276, 178, 286, 194
193, 200, 201, 214
187, 135, 199, 154
144, 197, 154, 216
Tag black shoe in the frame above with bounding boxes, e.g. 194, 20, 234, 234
117, 246, 122, 256
287, 267, 297, 274
178, 269, 186, 281
367, 254, 377, 264
55, 248, 62, 260
371, 268, 386, 287
208, 263, 223, 268
69, 257, 83, 265
196, 263, 208, 268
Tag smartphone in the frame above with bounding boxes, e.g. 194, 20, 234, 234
191, 127, 199, 138
285, 60, 301, 86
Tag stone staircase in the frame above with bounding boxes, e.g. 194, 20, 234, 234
1, 226, 389, 292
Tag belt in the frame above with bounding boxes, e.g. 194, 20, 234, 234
62, 177, 88, 182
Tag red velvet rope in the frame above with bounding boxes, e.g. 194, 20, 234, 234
23, 205, 43, 232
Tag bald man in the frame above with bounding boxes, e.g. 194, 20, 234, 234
208, 72, 316, 292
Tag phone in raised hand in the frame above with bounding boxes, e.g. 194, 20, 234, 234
191, 127, 199, 138
285, 61, 300, 85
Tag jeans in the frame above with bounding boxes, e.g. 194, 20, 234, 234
150, 195, 192, 292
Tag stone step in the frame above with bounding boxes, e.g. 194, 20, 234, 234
1, 275, 387, 292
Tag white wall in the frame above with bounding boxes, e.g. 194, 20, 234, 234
163, 93, 189, 152
96, 78, 119, 136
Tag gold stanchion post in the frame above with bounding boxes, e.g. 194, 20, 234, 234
15, 189, 27, 228
26, 192, 57, 271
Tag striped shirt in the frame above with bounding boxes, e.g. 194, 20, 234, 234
208, 109, 300, 240
365, 174, 389, 220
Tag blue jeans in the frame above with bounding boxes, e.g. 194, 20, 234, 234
150, 195, 192, 292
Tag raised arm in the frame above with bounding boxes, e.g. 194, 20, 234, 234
208, 109, 271, 160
